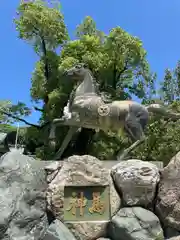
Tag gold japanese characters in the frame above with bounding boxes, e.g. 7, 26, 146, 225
64, 185, 110, 222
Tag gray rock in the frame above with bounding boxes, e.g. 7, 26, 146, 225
108, 207, 164, 240
156, 151, 180, 231
166, 237, 180, 240
0, 132, 7, 143
9, 146, 25, 154
97, 238, 112, 240
0, 132, 9, 156
0, 151, 48, 240
103, 160, 163, 170
47, 155, 121, 240
165, 227, 180, 238
44, 161, 63, 183
44, 220, 77, 240
111, 159, 160, 207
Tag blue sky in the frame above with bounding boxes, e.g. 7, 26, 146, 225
1, 0, 180, 125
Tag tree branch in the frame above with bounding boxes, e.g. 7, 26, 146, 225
112, 62, 117, 90
1, 110, 41, 128
0, 110, 50, 129
31, 25, 50, 105
40, 36, 50, 105
30, 26, 49, 86
34, 106, 44, 112
116, 59, 128, 80
41, 37, 49, 82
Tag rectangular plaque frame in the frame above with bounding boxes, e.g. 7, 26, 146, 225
64, 185, 110, 222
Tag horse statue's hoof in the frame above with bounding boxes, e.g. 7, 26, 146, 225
49, 140, 56, 149
53, 118, 64, 123
53, 116, 70, 124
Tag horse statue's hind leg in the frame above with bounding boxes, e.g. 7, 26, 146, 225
54, 126, 80, 160
117, 112, 146, 160
49, 122, 57, 149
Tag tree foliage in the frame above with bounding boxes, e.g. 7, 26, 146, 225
0, 100, 31, 125
1, 0, 180, 164
132, 63, 180, 165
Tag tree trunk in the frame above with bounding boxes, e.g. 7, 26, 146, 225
61, 128, 95, 158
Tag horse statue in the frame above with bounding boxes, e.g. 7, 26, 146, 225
49, 63, 180, 160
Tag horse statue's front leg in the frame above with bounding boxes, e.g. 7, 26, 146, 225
50, 102, 75, 132
49, 114, 71, 147
63, 101, 72, 120
49, 123, 57, 149
48, 107, 80, 149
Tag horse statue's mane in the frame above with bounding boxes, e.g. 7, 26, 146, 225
88, 69, 100, 94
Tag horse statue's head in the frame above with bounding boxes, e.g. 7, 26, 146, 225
64, 63, 89, 81
64, 63, 98, 96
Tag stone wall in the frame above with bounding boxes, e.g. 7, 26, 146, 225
1, 151, 180, 240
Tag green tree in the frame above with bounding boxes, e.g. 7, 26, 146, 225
13, 0, 180, 164
14, 0, 157, 160
0, 100, 31, 125
0, 100, 33, 149
14, 0, 70, 158
59, 16, 155, 159
15, 0, 68, 113
131, 62, 180, 165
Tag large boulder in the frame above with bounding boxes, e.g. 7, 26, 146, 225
0, 151, 48, 240
167, 237, 180, 240
156, 151, 180, 231
111, 159, 160, 207
164, 227, 180, 239
46, 155, 121, 240
0, 132, 9, 156
97, 238, 112, 240
108, 207, 164, 240
44, 219, 77, 240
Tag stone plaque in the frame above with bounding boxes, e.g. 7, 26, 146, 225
64, 185, 110, 222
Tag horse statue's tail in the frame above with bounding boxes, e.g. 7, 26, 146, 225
146, 104, 180, 120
